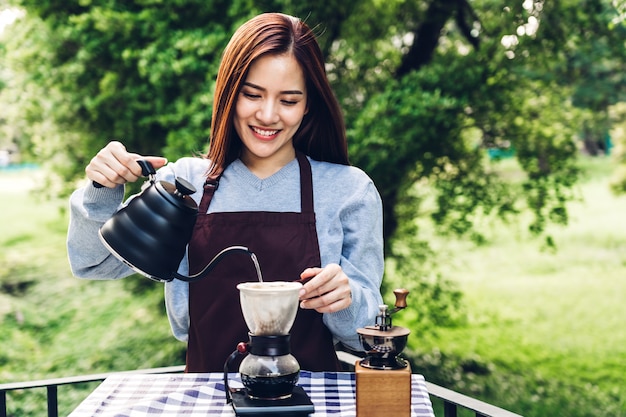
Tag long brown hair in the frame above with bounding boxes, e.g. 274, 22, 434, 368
206, 13, 348, 175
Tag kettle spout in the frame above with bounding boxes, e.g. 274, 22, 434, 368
172, 246, 263, 283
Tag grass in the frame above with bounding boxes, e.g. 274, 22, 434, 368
0, 168, 186, 416
1, 155, 625, 416
399, 156, 626, 416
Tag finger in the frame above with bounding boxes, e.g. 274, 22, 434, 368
300, 289, 352, 313
86, 142, 167, 187
106, 142, 168, 171
301, 278, 351, 306
86, 157, 130, 188
303, 267, 347, 299
143, 156, 168, 170
299, 267, 322, 280
94, 153, 142, 185
298, 267, 324, 297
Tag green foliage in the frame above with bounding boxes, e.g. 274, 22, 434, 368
0, 171, 185, 415
2, 0, 622, 241
2, 0, 261, 194
395, 157, 626, 417
409, 349, 626, 417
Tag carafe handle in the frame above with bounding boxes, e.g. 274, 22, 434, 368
223, 342, 248, 404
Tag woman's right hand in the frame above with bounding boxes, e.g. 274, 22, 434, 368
86, 141, 168, 188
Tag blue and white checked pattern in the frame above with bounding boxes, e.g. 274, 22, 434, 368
69, 371, 434, 416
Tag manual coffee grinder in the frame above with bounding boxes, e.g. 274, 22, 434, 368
224, 281, 314, 416
356, 288, 411, 417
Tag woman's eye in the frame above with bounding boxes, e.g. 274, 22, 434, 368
242, 92, 260, 99
281, 100, 298, 106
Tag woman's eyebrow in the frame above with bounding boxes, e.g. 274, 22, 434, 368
243, 81, 304, 95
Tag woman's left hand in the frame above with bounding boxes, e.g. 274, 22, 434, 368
298, 263, 352, 313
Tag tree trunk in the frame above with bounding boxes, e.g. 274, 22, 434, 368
396, 0, 458, 77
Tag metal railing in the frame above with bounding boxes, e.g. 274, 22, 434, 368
0, 365, 185, 417
336, 350, 523, 417
425, 381, 523, 417
1, 355, 523, 417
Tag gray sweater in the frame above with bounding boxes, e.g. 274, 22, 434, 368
67, 155, 384, 351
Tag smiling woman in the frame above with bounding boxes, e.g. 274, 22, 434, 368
67, 12, 385, 374
234, 53, 308, 178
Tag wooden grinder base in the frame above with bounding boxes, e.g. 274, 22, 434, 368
355, 360, 411, 417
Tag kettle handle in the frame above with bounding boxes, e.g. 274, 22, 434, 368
92, 160, 156, 188
136, 160, 156, 177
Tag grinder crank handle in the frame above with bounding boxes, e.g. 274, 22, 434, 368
374, 288, 410, 330
388, 288, 409, 315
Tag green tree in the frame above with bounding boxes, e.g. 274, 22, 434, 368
2, 0, 625, 320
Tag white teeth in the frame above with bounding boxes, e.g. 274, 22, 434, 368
252, 127, 278, 137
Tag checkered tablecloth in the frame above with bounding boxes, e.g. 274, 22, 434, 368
69, 371, 434, 416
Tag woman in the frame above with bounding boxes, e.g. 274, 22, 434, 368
67, 12, 384, 372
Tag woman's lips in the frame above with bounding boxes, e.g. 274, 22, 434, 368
251, 126, 280, 140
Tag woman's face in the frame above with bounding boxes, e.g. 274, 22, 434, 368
234, 53, 308, 174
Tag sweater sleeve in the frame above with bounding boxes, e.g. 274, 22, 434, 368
66, 182, 135, 279
321, 176, 385, 351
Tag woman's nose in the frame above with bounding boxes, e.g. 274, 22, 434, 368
256, 101, 279, 125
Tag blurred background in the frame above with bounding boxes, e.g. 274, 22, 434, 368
1, 1, 625, 416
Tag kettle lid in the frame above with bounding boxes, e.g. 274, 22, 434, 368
156, 177, 198, 212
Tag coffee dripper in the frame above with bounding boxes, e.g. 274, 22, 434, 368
224, 281, 314, 415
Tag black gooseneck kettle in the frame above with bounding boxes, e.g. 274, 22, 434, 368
98, 160, 254, 283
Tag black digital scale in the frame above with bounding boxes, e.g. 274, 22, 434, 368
229, 386, 314, 416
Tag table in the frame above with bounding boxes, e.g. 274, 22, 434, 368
69, 371, 435, 416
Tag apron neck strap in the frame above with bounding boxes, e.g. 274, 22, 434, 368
296, 152, 314, 214
198, 152, 314, 214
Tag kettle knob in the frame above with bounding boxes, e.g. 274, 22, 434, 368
175, 177, 196, 196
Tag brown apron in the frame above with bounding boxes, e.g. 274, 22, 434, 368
186, 152, 339, 372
